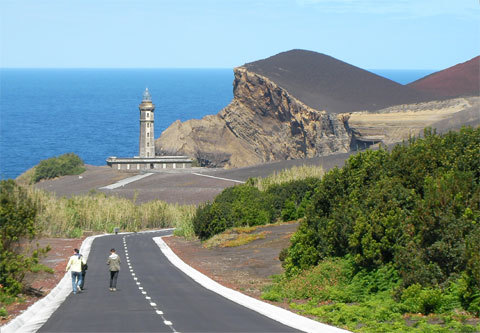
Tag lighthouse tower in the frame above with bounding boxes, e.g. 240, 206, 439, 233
106, 88, 193, 171
139, 88, 155, 158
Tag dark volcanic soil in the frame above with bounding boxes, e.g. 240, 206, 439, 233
409, 55, 480, 97
32, 151, 354, 204
243, 49, 434, 113
163, 222, 299, 298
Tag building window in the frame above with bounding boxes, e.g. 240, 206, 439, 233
147, 142, 149, 147
147, 112, 149, 118
147, 132, 149, 137
147, 123, 150, 128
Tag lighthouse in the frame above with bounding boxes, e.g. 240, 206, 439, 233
105, 88, 192, 171
139, 88, 155, 158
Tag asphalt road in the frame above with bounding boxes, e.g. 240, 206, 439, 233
38, 230, 299, 333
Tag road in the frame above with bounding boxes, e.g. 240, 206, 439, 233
38, 230, 299, 333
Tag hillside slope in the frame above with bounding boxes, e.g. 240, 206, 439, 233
408, 55, 480, 97
244, 49, 434, 113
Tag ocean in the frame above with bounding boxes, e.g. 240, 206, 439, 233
0, 68, 435, 179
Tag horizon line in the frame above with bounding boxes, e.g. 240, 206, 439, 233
0, 67, 439, 71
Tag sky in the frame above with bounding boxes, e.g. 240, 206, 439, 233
1, 0, 479, 70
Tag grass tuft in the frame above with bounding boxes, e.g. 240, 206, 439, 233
251, 165, 324, 192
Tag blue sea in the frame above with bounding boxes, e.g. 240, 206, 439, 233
0, 68, 435, 179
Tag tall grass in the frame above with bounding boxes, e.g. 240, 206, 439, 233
25, 186, 196, 237
250, 165, 324, 191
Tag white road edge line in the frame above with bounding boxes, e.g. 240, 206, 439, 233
153, 236, 350, 333
1, 228, 174, 333
99, 173, 154, 190
191, 172, 246, 184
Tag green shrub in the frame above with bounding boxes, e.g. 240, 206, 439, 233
461, 226, 480, 316
192, 177, 321, 240
33, 153, 85, 183
284, 127, 480, 314
0, 180, 50, 296
193, 185, 273, 240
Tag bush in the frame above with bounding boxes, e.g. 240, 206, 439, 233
193, 185, 273, 240
284, 127, 480, 313
0, 180, 49, 296
33, 153, 85, 183
192, 177, 321, 240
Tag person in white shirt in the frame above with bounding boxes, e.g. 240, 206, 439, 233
66, 248, 86, 294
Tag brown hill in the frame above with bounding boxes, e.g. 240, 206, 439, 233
408, 56, 480, 97
156, 50, 478, 168
243, 49, 433, 113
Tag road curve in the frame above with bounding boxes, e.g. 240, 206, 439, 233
37, 230, 299, 333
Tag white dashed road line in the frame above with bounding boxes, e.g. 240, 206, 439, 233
123, 236, 177, 332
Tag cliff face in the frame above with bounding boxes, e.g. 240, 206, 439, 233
220, 68, 352, 161
156, 67, 351, 168
156, 50, 479, 168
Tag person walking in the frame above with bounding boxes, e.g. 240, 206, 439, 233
66, 248, 85, 294
79, 253, 88, 290
107, 248, 121, 291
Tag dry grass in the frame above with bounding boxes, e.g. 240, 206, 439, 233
23, 186, 196, 237
251, 165, 324, 192
203, 230, 268, 248
221, 232, 267, 247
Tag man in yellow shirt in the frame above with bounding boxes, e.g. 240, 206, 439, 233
66, 248, 86, 294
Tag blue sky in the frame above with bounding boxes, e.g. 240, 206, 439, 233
1, 0, 479, 69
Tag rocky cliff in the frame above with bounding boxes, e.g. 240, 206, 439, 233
156, 50, 479, 168
156, 67, 352, 168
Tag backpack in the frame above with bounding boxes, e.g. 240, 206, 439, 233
80, 255, 88, 271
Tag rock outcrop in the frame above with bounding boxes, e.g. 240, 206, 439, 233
156, 67, 352, 168
156, 50, 479, 168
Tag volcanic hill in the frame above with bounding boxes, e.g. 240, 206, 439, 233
408, 55, 480, 97
243, 49, 433, 113
156, 50, 479, 168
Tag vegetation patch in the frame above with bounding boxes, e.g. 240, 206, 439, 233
192, 170, 322, 240
259, 127, 480, 331
0, 180, 50, 306
28, 153, 86, 183
263, 257, 480, 332
22, 186, 196, 237
249, 165, 324, 191
204, 231, 268, 248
